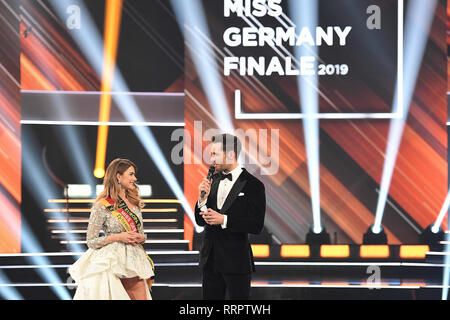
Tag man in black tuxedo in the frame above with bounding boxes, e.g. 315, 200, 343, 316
195, 133, 266, 300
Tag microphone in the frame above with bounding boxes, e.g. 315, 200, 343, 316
200, 166, 215, 198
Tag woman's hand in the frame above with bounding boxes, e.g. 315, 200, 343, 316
118, 231, 145, 245
133, 233, 146, 244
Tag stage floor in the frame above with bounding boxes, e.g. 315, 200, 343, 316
0, 245, 448, 300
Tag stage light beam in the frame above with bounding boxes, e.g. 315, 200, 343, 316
170, 0, 234, 134
290, 0, 322, 234
49, 0, 201, 230
372, 0, 437, 234
22, 131, 84, 254
94, 0, 123, 179
0, 270, 23, 300
432, 189, 450, 233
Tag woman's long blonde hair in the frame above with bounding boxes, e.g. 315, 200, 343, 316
95, 158, 144, 210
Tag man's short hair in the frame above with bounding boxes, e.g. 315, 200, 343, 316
211, 133, 242, 159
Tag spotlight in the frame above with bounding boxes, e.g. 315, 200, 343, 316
420, 224, 444, 250
171, 0, 234, 133
93, 168, 105, 179
65, 184, 92, 198
305, 227, 330, 245
291, 0, 322, 240
363, 225, 388, 244
138, 184, 152, 198
373, 0, 437, 237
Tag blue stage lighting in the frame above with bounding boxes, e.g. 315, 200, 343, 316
49, 0, 202, 231
24, 84, 97, 188
20, 219, 72, 300
432, 189, 450, 234
290, 0, 322, 234
373, 0, 437, 233
0, 270, 23, 300
22, 131, 84, 253
171, 0, 234, 134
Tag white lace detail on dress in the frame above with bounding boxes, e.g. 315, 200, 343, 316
86, 202, 146, 249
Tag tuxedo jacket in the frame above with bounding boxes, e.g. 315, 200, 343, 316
194, 168, 266, 274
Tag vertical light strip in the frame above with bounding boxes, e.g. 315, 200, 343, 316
94, 0, 123, 178
290, 0, 322, 233
170, 0, 235, 134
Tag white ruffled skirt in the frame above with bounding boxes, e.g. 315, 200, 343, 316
69, 242, 154, 300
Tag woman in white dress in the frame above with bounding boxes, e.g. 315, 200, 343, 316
69, 158, 155, 300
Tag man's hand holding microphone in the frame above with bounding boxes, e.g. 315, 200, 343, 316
198, 166, 224, 225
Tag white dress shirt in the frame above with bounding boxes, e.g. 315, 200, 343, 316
198, 166, 243, 229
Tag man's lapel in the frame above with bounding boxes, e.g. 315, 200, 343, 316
208, 175, 221, 209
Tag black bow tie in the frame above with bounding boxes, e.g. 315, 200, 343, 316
219, 172, 233, 181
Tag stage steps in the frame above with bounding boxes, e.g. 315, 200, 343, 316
45, 198, 189, 251
1, 202, 448, 300
0, 248, 447, 300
